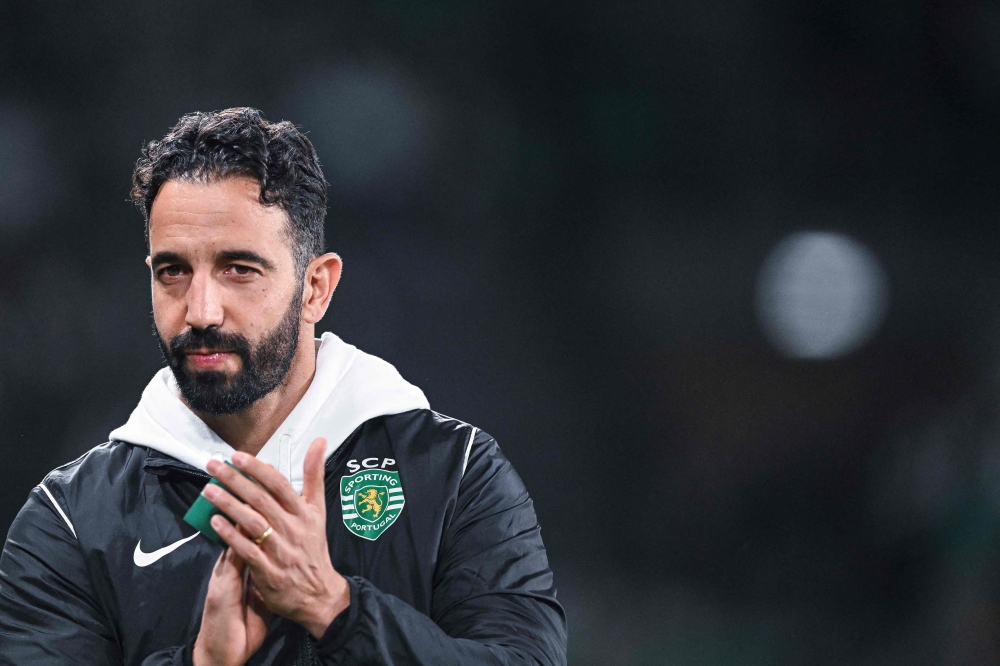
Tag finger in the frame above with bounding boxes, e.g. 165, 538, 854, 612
207, 548, 244, 608
231, 452, 303, 513
212, 544, 245, 581
247, 574, 265, 605
202, 484, 275, 542
301, 438, 328, 510
211, 547, 229, 576
207, 458, 293, 525
246, 575, 271, 618
224, 545, 245, 573
211, 515, 272, 571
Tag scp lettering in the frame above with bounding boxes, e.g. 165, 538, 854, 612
346, 458, 395, 473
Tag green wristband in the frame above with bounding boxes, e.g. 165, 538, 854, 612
183, 460, 254, 545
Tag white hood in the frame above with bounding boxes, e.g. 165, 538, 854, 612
109, 332, 429, 493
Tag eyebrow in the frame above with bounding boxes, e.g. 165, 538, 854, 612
217, 250, 276, 271
150, 251, 184, 267
150, 250, 276, 271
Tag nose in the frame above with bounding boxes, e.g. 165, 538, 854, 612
185, 270, 225, 330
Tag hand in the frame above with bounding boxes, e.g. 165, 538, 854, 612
192, 546, 272, 666
202, 437, 350, 639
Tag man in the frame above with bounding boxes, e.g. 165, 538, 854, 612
0, 108, 566, 665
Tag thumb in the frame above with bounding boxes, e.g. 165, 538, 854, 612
208, 547, 245, 607
219, 545, 245, 578
301, 437, 328, 509
214, 545, 238, 572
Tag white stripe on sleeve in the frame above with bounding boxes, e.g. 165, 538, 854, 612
461, 427, 478, 480
39, 483, 77, 539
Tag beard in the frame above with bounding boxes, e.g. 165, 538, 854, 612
156, 285, 303, 415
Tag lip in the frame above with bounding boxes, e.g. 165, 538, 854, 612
185, 351, 234, 368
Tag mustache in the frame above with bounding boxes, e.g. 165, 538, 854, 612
168, 327, 252, 360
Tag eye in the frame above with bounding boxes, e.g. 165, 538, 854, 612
158, 265, 186, 280
225, 264, 258, 277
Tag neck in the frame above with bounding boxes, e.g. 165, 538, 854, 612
194, 330, 319, 457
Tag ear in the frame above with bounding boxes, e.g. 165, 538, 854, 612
301, 253, 343, 324
145, 255, 152, 268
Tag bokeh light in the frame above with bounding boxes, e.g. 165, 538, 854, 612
756, 231, 888, 359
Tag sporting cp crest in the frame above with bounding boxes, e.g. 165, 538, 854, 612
340, 468, 405, 541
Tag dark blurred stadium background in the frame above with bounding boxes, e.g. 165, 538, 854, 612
3, 2, 1000, 664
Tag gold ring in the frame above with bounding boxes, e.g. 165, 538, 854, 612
254, 525, 273, 546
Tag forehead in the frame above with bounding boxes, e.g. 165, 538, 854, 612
148, 176, 291, 261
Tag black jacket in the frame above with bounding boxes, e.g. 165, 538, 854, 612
0, 410, 567, 665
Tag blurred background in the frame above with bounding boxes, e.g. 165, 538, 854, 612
2, 1, 1000, 663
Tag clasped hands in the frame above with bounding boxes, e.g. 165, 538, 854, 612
192, 437, 350, 666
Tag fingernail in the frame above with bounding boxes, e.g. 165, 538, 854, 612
232, 452, 248, 466
203, 485, 219, 500
210, 515, 225, 528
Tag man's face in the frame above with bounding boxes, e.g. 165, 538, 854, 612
147, 176, 303, 415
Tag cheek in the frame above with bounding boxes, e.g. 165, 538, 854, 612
150, 290, 185, 335
228, 286, 288, 331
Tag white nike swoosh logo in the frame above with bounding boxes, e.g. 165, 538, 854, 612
133, 533, 200, 567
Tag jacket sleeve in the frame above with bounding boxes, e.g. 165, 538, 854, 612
136, 638, 196, 666
309, 432, 568, 666
0, 484, 122, 665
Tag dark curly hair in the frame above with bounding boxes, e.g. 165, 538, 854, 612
131, 107, 327, 273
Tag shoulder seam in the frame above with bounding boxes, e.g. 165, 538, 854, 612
460, 427, 478, 479
38, 483, 78, 539
51, 441, 116, 474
